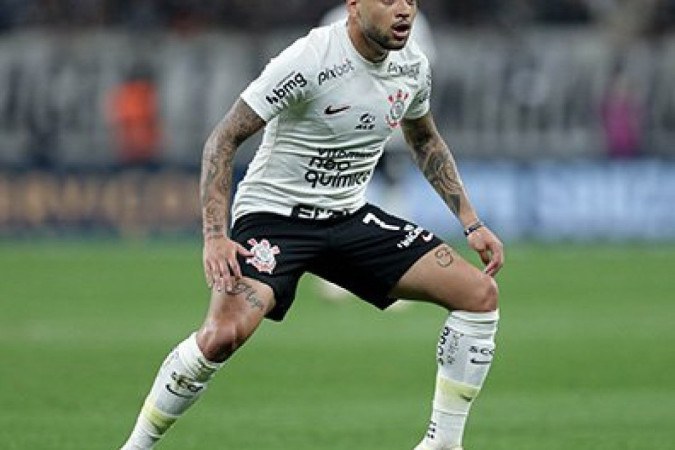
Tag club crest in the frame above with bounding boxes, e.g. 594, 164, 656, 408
385, 89, 409, 128
246, 238, 280, 274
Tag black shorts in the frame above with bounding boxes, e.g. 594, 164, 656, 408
231, 203, 443, 321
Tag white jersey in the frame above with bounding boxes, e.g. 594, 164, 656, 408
235, 21, 431, 222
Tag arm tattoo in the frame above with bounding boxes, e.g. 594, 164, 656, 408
424, 152, 462, 215
403, 116, 466, 217
200, 99, 265, 238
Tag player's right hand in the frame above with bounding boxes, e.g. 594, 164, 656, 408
203, 236, 253, 293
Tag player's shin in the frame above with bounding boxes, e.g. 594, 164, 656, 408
120, 333, 224, 450
415, 310, 498, 450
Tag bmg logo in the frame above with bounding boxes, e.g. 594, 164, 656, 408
266, 71, 308, 105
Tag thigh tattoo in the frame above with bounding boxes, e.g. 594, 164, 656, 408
230, 281, 265, 310
434, 245, 455, 268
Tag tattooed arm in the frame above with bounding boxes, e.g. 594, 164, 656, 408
401, 113, 477, 226
200, 98, 265, 291
402, 113, 504, 276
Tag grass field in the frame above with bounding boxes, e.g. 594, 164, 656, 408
1, 239, 674, 449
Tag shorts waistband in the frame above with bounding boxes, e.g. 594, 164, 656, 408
290, 204, 350, 220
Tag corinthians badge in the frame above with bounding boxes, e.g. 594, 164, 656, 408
385, 89, 409, 128
246, 238, 280, 274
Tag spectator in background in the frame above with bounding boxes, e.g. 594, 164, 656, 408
106, 63, 163, 168
600, 65, 644, 159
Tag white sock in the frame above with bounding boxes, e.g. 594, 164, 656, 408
416, 310, 499, 450
120, 333, 223, 450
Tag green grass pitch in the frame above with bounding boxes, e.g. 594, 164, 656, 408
0, 239, 673, 449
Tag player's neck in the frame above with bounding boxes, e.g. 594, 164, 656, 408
347, 20, 388, 64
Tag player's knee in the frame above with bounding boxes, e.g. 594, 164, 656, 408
197, 321, 247, 362
471, 275, 499, 313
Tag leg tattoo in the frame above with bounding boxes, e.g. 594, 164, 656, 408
434, 245, 455, 268
230, 280, 266, 310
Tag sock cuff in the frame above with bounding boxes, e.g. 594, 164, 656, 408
177, 333, 224, 380
451, 309, 499, 322
448, 310, 499, 335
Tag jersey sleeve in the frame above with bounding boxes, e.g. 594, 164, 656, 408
240, 36, 317, 122
404, 58, 432, 120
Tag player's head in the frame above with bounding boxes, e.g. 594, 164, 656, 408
346, 0, 417, 60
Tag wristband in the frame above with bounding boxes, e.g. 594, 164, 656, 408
463, 220, 484, 237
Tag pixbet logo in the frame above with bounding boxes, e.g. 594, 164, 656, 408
266, 71, 308, 105
317, 58, 355, 85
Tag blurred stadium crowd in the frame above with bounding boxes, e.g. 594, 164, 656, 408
1, 1, 675, 238
0, 0, 674, 32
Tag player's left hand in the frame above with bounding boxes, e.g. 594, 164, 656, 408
467, 225, 504, 277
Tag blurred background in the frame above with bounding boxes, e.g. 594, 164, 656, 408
2, 3, 675, 449
1, 0, 674, 241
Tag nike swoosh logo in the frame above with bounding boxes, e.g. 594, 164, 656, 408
470, 358, 492, 365
165, 384, 193, 399
325, 105, 351, 115
459, 394, 474, 402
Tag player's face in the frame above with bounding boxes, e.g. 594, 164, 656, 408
352, 0, 417, 52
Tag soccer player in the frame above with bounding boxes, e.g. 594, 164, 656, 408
316, 2, 438, 303
120, 1, 503, 449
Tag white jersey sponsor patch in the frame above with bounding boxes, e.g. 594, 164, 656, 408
245, 238, 281, 274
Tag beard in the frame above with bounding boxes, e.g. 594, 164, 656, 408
362, 21, 407, 52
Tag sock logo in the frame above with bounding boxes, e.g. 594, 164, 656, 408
437, 326, 462, 366
459, 393, 475, 402
165, 371, 203, 398
469, 345, 494, 365
425, 419, 437, 440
